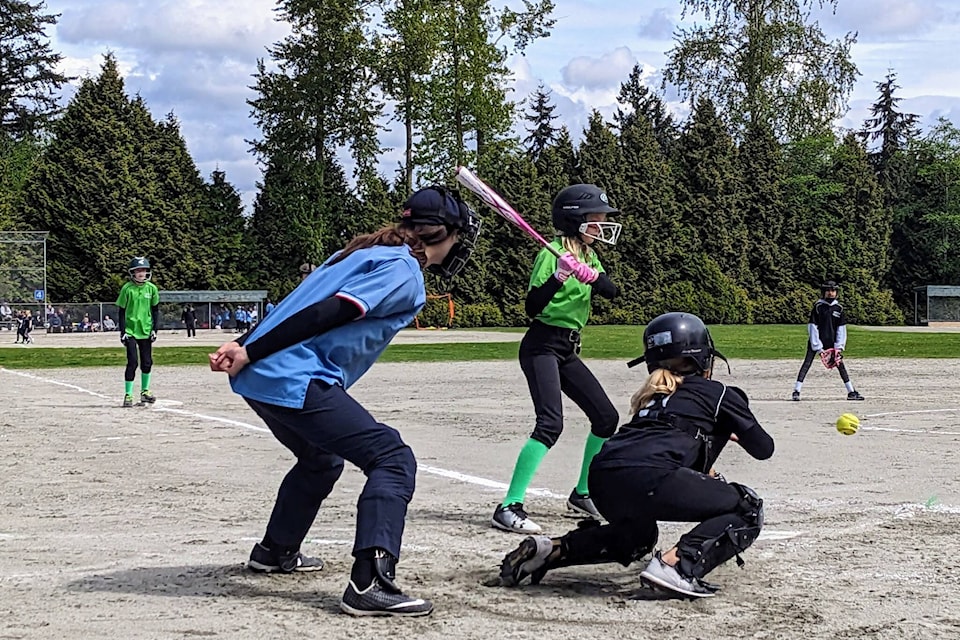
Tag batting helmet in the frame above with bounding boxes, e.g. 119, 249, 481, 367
551, 184, 622, 245
400, 186, 482, 280
128, 257, 152, 281
820, 280, 839, 295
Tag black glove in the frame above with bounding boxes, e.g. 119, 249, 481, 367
150, 330, 157, 343
120, 332, 130, 345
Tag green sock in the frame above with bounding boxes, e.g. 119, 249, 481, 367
141, 372, 151, 392
124, 381, 134, 396
503, 438, 549, 506
576, 433, 607, 496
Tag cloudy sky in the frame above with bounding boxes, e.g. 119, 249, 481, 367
43, 0, 960, 212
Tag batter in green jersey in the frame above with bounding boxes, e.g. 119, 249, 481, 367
492, 184, 623, 534
116, 256, 160, 407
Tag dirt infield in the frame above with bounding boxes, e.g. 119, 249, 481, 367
2, 354, 960, 639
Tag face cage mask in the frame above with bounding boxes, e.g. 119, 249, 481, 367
578, 221, 622, 245
427, 215, 482, 281
130, 269, 152, 283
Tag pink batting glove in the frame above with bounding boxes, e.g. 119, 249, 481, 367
572, 262, 599, 284
554, 252, 579, 282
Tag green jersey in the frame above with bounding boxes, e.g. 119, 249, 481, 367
116, 281, 159, 339
529, 239, 605, 331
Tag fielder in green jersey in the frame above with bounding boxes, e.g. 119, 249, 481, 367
116, 256, 160, 407
492, 184, 624, 535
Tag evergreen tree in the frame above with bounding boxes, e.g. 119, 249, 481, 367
0, 0, 71, 138
860, 70, 920, 206
0, 133, 40, 229
738, 121, 791, 299
521, 83, 559, 161
198, 169, 249, 289
673, 98, 748, 284
615, 64, 677, 155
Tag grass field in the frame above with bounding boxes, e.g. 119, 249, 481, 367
1, 324, 959, 369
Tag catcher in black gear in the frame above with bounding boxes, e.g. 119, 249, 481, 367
498, 312, 774, 599
792, 280, 864, 401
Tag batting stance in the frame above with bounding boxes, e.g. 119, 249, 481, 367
210, 186, 480, 617
116, 257, 159, 407
792, 280, 864, 401
492, 184, 622, 534
499, 312, 774, 599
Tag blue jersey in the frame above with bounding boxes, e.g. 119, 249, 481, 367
230, 245, 426, 408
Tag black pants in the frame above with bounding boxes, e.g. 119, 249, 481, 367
124, 337, 153, 381
244, 381, 415, 558
555, 464, 758, 580
186, 321, 196, 337
518, 321, 619, 447
796, 343, 849, 384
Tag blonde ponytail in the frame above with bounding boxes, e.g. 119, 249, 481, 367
561, 236, 593, 262
630, 369, 686, 415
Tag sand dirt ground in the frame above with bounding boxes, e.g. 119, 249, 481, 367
1, 346, 960, 639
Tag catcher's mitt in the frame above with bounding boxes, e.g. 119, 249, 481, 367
820, 348, 843, 369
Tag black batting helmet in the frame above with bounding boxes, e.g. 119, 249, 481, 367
551, 184, 621, 244
626, 312, 729, 374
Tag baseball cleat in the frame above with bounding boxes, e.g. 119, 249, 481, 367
639, 552, 715, 599
492, 503, 542, 533
847, 391, 864, 401
791, 391, 800, 401
340, 579, 433, 617
247, 542, 324, 573
122, 394, 134, 408
140, 390, 156, 404
500, 535, 553, 586
566, 490, 601, 519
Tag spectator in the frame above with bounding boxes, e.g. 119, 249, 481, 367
181, 304, 197, 339
103, 315, 116, 331
18, 310, 34, 344
50, 313, 63, 332
264, 298, 275, 317
0, 301, 12, 322
80, 314, 92, 332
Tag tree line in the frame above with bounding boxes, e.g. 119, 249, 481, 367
1, 0, 959, 326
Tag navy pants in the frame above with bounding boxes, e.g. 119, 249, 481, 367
244, 380, 416, 559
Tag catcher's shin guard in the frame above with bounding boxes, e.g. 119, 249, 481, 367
676, 483, 764, 580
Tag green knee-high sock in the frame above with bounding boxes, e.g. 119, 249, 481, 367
141, 372, 151, 392
124, 381, 134, 396
503, 438, 549, 506
575, 433, 607, 495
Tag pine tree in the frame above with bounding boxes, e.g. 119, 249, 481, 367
198, 169, 249, 289
615, 64, 677, 155
0, 0, 71, 138
860, 70, 920, 206
522, 83, 559, 161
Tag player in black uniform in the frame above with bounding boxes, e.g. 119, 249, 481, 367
792, 280, 864, 401
497, 312, 774, 599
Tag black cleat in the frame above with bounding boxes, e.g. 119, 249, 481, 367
140, 390, 156, 404
340, 579, 433, 617
847, 391, 865, 401
122, 394, 134, 408
500, 535, 553, 587
791, 391, 800, 401
247, 542, 324, 573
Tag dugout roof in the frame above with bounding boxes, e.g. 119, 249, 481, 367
159, 290, 268, 303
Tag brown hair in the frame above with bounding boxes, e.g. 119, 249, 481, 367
328, 222, 453, 268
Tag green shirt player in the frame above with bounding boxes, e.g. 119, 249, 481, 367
492, 184, 623, 534
116, 257, 160, 407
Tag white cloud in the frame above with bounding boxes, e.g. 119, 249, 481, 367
562, 46, 639, 90
817, 0, 950, 40
638, 7, 674, 40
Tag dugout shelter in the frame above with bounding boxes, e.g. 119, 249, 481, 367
912, 285, 960, 326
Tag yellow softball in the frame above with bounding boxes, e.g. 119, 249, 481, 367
836, 413, 860, 436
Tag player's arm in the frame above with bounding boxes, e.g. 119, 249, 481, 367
835, 305, 847, 350
590, 273, 617, 299
242, 296, 360, 363
808, 303, 823, 351
524, 247, 564, 317
150, 304, 159, 335
719, 386, 774, 461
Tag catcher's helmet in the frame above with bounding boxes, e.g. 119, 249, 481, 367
820, 280, 838, 295
401, 186, 482, 280
299, 262, 317, 277
551, 184, 622, 245
626, 312, 729, 374
128, 257, 151, 282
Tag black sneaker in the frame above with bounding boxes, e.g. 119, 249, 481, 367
791, 391, 800, 401
847, 391, 865, 401
566, 489, 601, 519
247, 542, 324, 573
140, 390, 156, 404
122, 394, 134, 408
491, 503, 542, 533
340, 579, 433, 617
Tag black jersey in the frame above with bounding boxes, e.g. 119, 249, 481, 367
592, 376, 773, 477
809, 299, 844, 349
